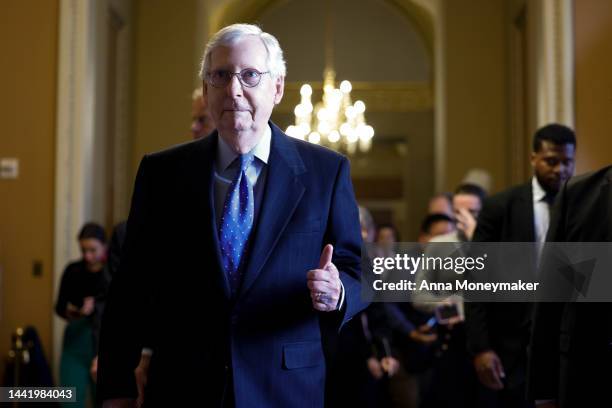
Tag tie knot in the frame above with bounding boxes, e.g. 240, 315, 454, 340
542, 192, 556, 206
239, 153, 255, 172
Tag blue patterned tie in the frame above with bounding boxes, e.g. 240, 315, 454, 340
219, 153, 255, 293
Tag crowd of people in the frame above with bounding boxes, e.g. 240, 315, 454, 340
48, 23, 611, 408
55, 121, 592, 408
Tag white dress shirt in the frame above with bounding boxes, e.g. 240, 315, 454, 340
532, 176, 551, 245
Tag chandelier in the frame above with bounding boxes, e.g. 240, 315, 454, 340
285, 3, 374, 154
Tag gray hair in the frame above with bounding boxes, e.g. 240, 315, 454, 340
199, 24, 287, 80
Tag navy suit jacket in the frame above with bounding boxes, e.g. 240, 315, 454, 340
97, 123, 365, 407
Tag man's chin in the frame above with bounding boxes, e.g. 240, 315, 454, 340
218, 127, 262, 153
220, 118, 252, 132
545, 180, 562, 194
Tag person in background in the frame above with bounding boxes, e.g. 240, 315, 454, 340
90, 221, 126, 382
56, 222, 110, 408
413, 183, 487, 312
327, 206, 400, 408
375, 223, 401, 258
465, 124, 576, 408
413, 183, 488, 408
190, 87, 215, 139
379, 214, 461, 407
427, 193, 453, 218
418, 213, 455, 244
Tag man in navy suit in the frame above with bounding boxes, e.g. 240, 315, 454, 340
97, 24, 365, 407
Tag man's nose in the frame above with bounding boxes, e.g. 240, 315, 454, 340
227, 74, 243, 96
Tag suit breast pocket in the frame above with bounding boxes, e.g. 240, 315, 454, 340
282, 341, 324, 369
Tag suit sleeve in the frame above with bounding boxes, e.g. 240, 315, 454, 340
326, 156, 367, 327
464, 196, 503, 356
55, 266, 72, 319
97, 156, 153, 400
527, 181, 568, 400
383, 303, 416, 335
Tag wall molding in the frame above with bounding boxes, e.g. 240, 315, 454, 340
537, 0, 575, 127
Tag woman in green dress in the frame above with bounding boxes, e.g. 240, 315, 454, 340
55, 222, 109, 407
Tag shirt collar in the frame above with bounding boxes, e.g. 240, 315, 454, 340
217, 124, 271, 171
532, 176, 547, 202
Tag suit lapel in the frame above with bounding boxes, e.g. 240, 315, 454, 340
517, 183, 536, 242
189, 133, 232, 299
239, 123, 306, 297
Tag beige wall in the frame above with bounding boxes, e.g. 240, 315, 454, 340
131, 0, 200, 178
574, 0, 612, 173
442, 0, 509, 193
0, 0, 59, 378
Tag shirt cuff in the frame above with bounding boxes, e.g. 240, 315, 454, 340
336, 280, 345, 311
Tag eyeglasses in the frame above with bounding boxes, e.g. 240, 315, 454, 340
206, 68, 270, 88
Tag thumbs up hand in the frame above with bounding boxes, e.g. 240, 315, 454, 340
307, 244, 342, 312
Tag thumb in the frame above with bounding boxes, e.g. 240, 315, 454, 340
318, 244, 334, 269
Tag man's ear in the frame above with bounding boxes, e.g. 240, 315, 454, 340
530, 151, 537, 168
274, 76, 285, 105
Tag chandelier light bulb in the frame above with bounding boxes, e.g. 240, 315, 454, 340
328, 130, 341, 143
340, 123, 351, 136
300, 84, 313, 97
365, 125, 375, 139
340, 80, 352, 93
290, 79, 374, 153
286, 125, 296, 137
354, 100, 366, 113
294, 104, 305, 117
356, 124, 367, 139
308, 132, 321, 144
